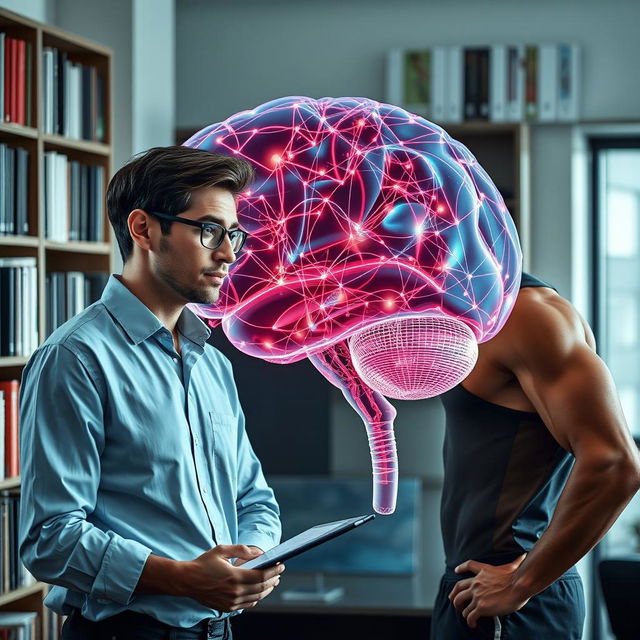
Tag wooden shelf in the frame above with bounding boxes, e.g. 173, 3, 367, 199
0, 357, 29, 368
444, 121, 523, 134
0, 122, 39, 140
42, 133, 110, 157
0, 235, 39, 247
0, 581, 46, 607
44, 240, 111, 255
0, 476, 21, 491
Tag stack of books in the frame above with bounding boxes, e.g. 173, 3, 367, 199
0, 143, 30, 237
45, 271, 108, 336
0, 257, 38, 358
42, 46, 105, 141
44, 153, 105, 242
0, 493, 34, 592
0, 33, 33, 127
386, 42, 580, 124
0, 612, 38, 639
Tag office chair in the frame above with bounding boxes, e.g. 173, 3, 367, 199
598, 557, 640, 639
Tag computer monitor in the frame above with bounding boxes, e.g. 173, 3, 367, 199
266, 475, 421, 576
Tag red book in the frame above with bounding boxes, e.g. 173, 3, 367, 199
4, 37, 12, 122
0, 380, 20, 478
11, 38, 19, 125
16, 38, 26, 126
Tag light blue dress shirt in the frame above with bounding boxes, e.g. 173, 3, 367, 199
18, 275, 281, 627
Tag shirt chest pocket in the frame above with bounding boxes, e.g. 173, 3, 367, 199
209, 412, 238, 471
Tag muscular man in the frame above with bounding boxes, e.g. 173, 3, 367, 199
431, 272, 640, 639
19, 146, 282, 640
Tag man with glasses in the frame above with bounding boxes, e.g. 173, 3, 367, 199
19, 146, 282, 639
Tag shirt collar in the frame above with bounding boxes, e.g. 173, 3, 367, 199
101, 275, 211, 347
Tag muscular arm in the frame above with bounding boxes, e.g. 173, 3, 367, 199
507, 296, 640, 596
451, 292, 640, 626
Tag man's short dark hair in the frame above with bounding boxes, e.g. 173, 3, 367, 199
106, 145, 255, 262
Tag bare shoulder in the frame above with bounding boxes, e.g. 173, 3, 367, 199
498, 287, 596, 371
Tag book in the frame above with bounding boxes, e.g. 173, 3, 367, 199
42, 47, 54, 133
402, 50, 431, 117
15, 147, 29, 235
490, 44, 507, 122
16, 38, 25, 126
0, 144, 6, 234
524, 45, 538, 120
0, 32, 5, 123
446, 46, 463, 123
25, 40, 32, 126
557, 43, 580, 121
477, 47, 490, 120
0, 389, 4, 480
10, 38, 18, 125
538, 43, 558, 121
506, 44, 525, 121
431, 46, 447, 123
58, 49, 67, 136
4, 37, 13, 122
463, 48, 479, 120
96, 71, 105, 141
0, 380, 19, 479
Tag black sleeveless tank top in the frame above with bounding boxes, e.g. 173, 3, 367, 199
439, 273, 574, 568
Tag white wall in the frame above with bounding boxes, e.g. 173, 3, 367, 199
132, 0, 176, 153
0, 0, 54, 23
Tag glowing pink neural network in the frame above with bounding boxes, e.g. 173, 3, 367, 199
184, 96, 522, 514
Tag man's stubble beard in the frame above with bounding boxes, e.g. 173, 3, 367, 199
156, 236, 219, 305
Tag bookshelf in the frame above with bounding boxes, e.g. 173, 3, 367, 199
445, 121, 531, 269
0, 7, 113, 640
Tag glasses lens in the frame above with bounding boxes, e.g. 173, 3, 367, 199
229, 231, 247, 253
201, 224, 224, 249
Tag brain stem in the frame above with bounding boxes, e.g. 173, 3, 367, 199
309, 340, 398, 515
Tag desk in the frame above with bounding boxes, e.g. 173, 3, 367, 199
231, 575, 433, 640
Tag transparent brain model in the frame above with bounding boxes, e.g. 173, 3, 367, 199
185, 96, 522, 514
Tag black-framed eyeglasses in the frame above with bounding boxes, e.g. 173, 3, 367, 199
149, 211, 249, 254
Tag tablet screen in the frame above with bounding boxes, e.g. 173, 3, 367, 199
239, 515, 374, 570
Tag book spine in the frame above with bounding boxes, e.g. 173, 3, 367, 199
16, 39, 25, 126
557, 43, 580, 121
4, 37, 12, 122
446, 46, 464, 123
477, 48, 490, 120
538, 43, 558, 121
464, 48, 479, 120
0, 33, 4, 123
524, 45, 538, 120
431, 46, 447, 123
506, 45, 525, 121
0, 380, 19, 478
490, 44, 507, 122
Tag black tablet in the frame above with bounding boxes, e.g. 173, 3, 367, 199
239, 514, 375, 570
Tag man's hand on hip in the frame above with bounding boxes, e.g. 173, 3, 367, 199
448, 554, 529, 628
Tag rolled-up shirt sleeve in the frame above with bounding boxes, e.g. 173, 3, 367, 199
18, 343, 152, 605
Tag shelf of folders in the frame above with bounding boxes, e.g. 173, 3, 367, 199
386, 43, 580, 124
